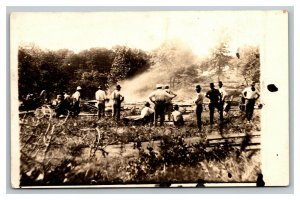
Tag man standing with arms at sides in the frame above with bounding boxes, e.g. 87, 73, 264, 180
242, 81, 260, 122
149, 84, 175, 126
205, 83, 222, 128
194, 85, 204, 131
218, 81, 227, 122
95, 85, 107, 119
71, 86, 82, 117
164, 84, 177, 121
111, 84, 124, 121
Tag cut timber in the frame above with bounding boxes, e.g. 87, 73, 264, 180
207, 132, 260, 141
78, 113, 98, 116
19, 110, 35, 115
207, 142, 260, 147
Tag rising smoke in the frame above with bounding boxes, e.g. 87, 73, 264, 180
119, 40, 200, 103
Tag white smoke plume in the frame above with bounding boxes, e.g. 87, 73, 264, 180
119, 40, 200, 103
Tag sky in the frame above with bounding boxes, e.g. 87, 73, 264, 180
11, 11, 266, 57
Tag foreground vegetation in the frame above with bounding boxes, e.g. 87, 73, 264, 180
19, 108, 261, 186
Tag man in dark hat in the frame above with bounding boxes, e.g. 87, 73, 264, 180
111, 84, 124, 121
194, 85, 204, 131
95, 85, 107, 119
205, 83, 222, 127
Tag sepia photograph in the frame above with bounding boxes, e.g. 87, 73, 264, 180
10, 11, 289, 188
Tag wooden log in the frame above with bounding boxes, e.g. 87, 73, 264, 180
206, 142, 260, 147
19, 110, 35, 115
207, 133, 260, 141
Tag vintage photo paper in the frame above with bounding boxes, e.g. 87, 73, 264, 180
10, 11, 289, 188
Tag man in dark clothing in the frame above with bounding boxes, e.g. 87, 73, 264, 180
194, 85, 204, 131
205, 83, 222, 126
218, 81, 227, 122
111, 85, 124, 121
54, 95, 67, 117
24, 93, 35, 111
63, 91, 72, 111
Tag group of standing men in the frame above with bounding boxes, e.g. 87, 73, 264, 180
54, 84, 125, 120
95, 83, 178, 126
194, 81, 227, 131
194, 81, 260, 131
53, 86, 82, 117
54, 81, 260, 129
95, 84, 124, 121
148, 84, 177, 126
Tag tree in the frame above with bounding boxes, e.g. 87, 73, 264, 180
172, 64, 201, 88
209, 42, 232, 81
109, 46, 150, 85
18, 46, 66, 99
206, 42, 232, 81
150, 41, 199, 89
18, 47, 41, 98
236, 46, 260, 85
72, 70, 109, 99
17, 45, 152, 102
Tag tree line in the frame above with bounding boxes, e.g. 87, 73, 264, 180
18, 42, 260, 102
18, 46, 151, 100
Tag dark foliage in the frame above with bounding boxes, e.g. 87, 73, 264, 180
18, 46, 151, 101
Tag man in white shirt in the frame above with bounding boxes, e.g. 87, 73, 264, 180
139, 102, 154, 125
71, 86, 82, 116
95, 85, 107, 119
242, 82, 260, 121
171, 104, 184, 127
218, 81, 227, 102
111, 84, 124, 121
149, 84, 175, 126
194, 85, 204, 131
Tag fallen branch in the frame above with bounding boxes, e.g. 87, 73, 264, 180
80, 128, 96, 131
95, 127, 101, 145
58, 111, 70, 126
42, 124, 57, 163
